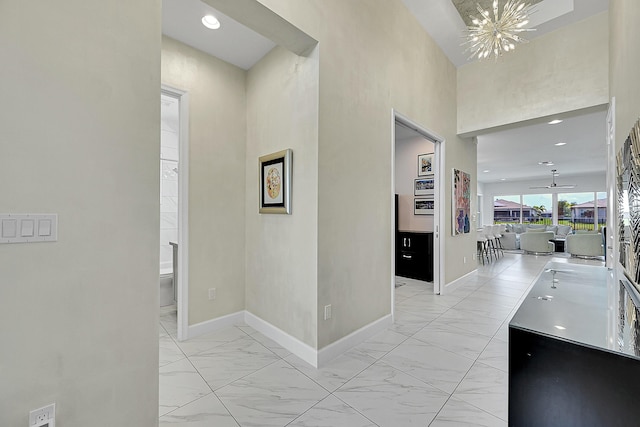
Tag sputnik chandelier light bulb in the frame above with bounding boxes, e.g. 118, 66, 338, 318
463, 0, 536, 60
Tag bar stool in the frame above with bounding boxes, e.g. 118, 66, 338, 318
492, 224, 505, 258
477, 233, 490, 265
483, 225, 500, 261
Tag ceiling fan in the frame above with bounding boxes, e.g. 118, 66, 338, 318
529, 169, 576, 189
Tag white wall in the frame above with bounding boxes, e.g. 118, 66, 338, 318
0, 1, 160, 425
245, 45, 320, 347
457, 12, 609, 135
161, 36, 247, 325
160, 96, 179, 271
396, 136, 435, 231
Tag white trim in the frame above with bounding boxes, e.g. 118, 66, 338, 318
392, 110, 446, 298
188, 311, 245, 339
606, 98, 616, 270
443, 268, 478, 293
317, 314, 393, 366
186, 310, 393, 368
244, 311, 318, 367
161, 84, 190, 342
436, 135, 446, 295
244, 311, 392, 368
390, 112, 397, 320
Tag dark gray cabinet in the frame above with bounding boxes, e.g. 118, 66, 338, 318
396, 231, 433, 282
509, 263, 640, 426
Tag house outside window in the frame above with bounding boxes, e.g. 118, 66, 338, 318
493, 192, 606, 230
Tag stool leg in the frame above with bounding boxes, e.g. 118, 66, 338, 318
484, 240, 492, 263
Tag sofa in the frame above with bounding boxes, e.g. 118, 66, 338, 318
565, 233, 604, 258
501, 224, 572, 250
520, 231, 555, 254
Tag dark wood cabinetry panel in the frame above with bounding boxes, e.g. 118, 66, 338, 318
396, 231, 433, 282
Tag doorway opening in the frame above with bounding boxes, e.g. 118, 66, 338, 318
391, 110, 446, 316
160, 85, 189, 341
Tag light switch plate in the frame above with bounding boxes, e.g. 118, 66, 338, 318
0, 214, 57, 244
1, 218, 17, 238
21, 219, 35, 237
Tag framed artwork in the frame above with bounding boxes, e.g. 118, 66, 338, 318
452, 168, 471, 235
415, 176, 435, 196
415, 197, 434, 215
418, 153, 434, 176
259, 149, 292, 214
618, 118, 640, 290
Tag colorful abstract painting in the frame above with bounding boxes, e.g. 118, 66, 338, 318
453, 168, 471, 235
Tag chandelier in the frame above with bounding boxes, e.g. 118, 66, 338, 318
463, 0, 535, 60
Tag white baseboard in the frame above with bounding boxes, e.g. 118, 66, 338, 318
244, 311, 392, 368
317, 314, 393, 366
444, 269, 478, 294
187, 310, 393, 368
187, 311, 245, 340
244, 311, 318, 367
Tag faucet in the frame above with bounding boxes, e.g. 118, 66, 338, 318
544, 268, 574, 289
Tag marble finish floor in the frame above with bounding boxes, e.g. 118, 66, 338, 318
159, 253, 604, 426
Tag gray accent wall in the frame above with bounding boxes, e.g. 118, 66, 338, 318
254, 0, 477, 349
610, 0, 640, 146
458, 12, 609, 136
0, 0, 161, 425
245, 45, 320, 348
161, 36, 248, 325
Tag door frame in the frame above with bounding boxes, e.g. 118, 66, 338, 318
391, 109, 446, 316
161, 84, 190, 341
606, 98, 616, 270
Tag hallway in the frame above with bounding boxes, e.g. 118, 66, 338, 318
159, 253, 603, 426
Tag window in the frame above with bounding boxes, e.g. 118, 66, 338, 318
492, 191, 606, 228
557, 192, 607, 231
523, 194, 552, 225
493, 195, 521, 224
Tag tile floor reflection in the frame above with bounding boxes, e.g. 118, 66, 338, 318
158, 253, 604, 426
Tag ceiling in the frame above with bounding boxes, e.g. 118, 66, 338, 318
162, 0, 275, 70
402, 0, 609, 67
162, 0, 610, 185
451, 0, 544, 27
477, 109, 607, 184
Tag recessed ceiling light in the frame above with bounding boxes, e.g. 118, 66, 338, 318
483, 170, 490, 173
538, 161, 554, 166
555, 142, 567, 146
500, 178, 506, 181
554, 325, 566, 330
548, 119, 563, 125
202, 14, 221, 30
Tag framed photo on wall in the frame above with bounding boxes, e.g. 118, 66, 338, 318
415, 176, 435, 196
414, 197, 435, 215
259, 149, 292, 214
418, 153, 434, 176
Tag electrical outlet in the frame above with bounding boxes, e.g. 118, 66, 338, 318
324, 304, 332, 320
463, 256, 467, 264
208, 288, 216, 300
473, 253, 477, 260
29, 403, 55, 427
